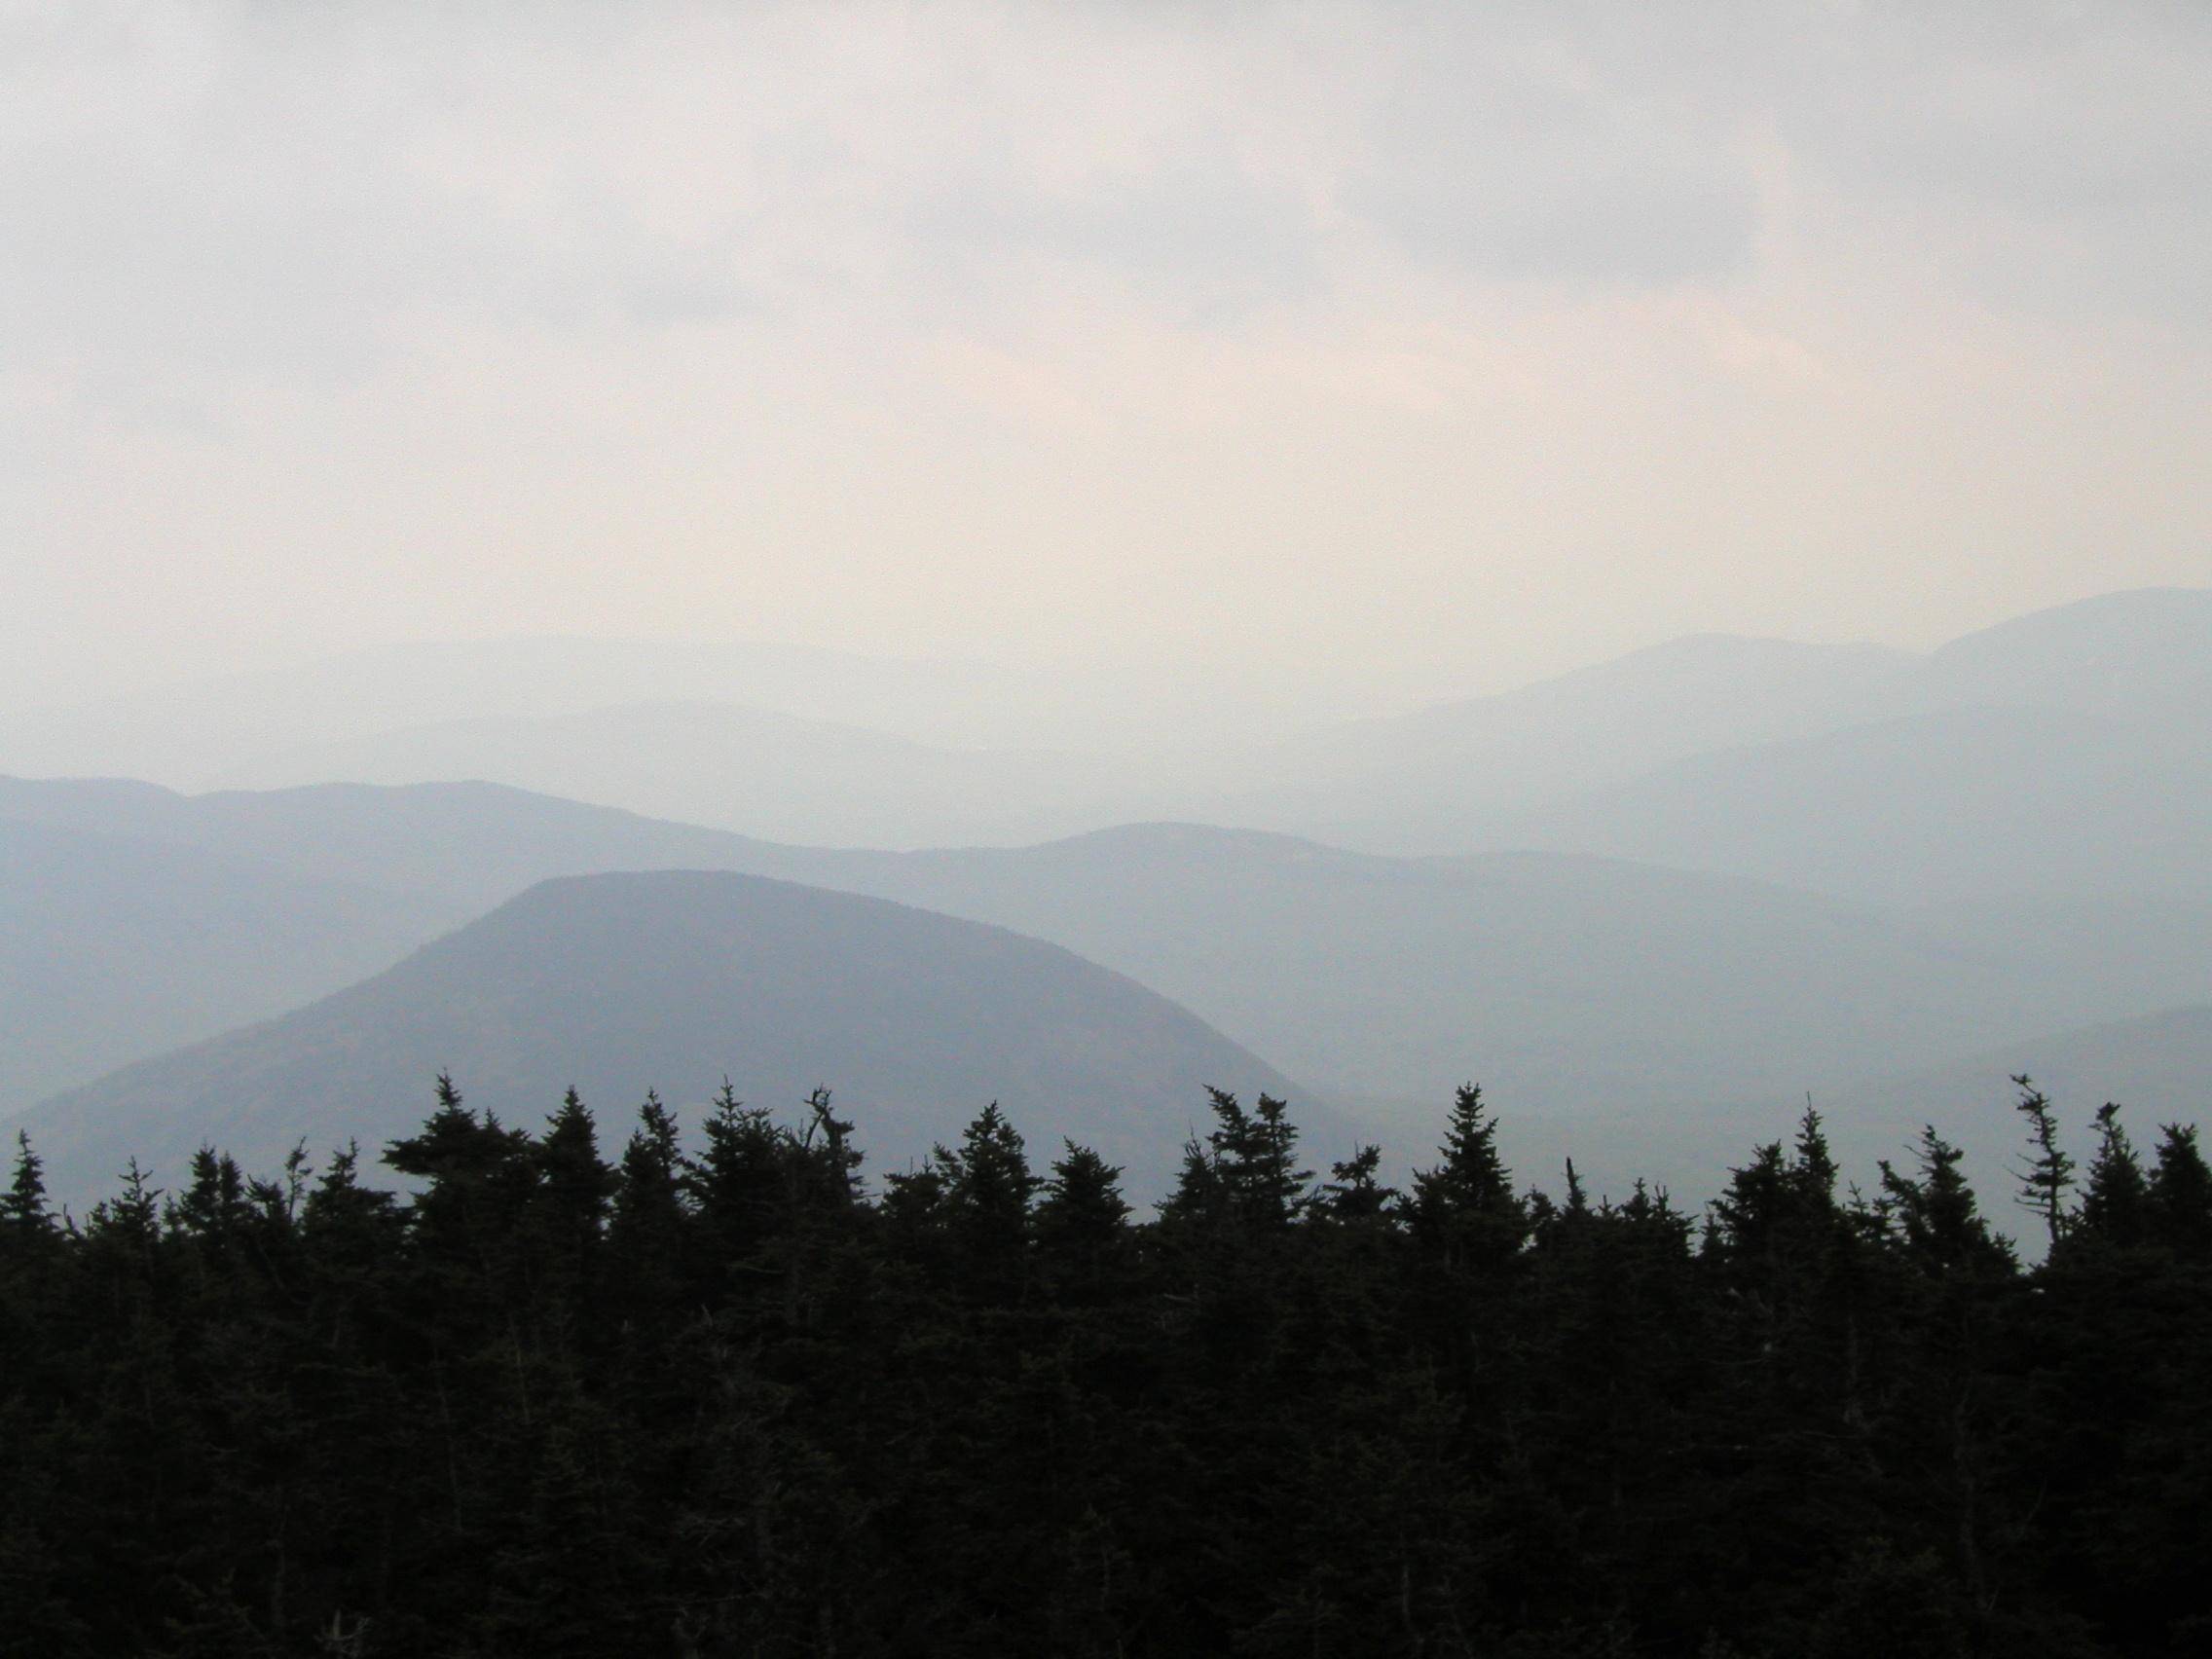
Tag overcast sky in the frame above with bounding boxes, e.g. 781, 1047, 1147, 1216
3, 0, 2207, 714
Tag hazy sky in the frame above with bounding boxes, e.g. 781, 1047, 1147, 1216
3, 0, 2208, 714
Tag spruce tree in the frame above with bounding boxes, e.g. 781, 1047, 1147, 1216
945, 1103, 1038, 1281
1036, 1141, 1129, 1287
2, 1132, 52, 1241
1179, 1088, 1309, 1230
606, 1092, 690, 1320
686, 1080, 785, 1263
1316, 1144, 1398, 1222
2009, 1076, 2075, 1255
2075, 1102, 2149, 1249
1879, 1127, 2013, 1276
2146, 1124, 2212, 1259
535, 1088, 613, 1313
1409, 1084, 1524, 1268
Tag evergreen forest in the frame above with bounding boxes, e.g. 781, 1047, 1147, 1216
2, 1076, 2208, 1657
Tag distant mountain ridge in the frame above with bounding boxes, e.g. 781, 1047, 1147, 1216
9, 588, 2206, 857
1471, 700, 2212, 904
1722, 1003, 2212, 1234
0, 816, 454, 1118
210, 698, 1140, 850
13, 775, 2212, 1206
8, 587, 2208, 1198
17, 870, 1310, 1208
1224, 588, 2212, 865
0, 633, 1330, 801
1217, 632, 1925, 836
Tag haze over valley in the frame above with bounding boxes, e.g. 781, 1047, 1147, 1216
8, 587, 2211, 1212
9, 5, 2212, 1648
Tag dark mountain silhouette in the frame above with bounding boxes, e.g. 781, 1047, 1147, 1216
16, 870, 1307, 1207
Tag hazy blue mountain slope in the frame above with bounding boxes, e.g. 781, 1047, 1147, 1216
0, 817, 452, 1117
760, 826, 2212, 1126
1922, 586, 2212, 711
1856, 1005, 2212, 1153
1903, 892, 2212, 1013
0, 638, 1075, 782
1214, 634, 1924, 840
1475, 704, 2212, 905
1211, 586, 2212, 864
1718, 1004, 2212, 1242
9, 779, 2208, 1170
212, 699, 1134, 849
14, 871, 1309, 1208
12, 588, 2207, 866
0, 635, 1328, 791
0, 776, 792, 916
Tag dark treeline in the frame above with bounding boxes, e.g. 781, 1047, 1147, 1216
2, 1077, 2209, 1657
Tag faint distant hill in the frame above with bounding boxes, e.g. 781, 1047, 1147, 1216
1214, 633, 1924, 838
13, 778, 2211, 1199
1918, 587, 2212, 710
1213, 589, 2212, 891
0, 817, 450, 1119
0, 635, 1324, 799
1724, 1004, 2212, 1238
11, 588, 2205, 866
0, 637, 1061, 782
211, 699, 1135, 850
0, 775, 785, 918
1861, 1005, 2212, 1150
786, 826, 2212, 1148
16, 871, 1308, 1210
1478, 702, 2212, 906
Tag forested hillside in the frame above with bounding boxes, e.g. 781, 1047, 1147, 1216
3, 1078, 2205, 1655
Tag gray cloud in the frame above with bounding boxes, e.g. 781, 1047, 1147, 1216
1342, 9, 1763, 286
0, 1, 2205, 713
6, 0, 2204, 389
905, 155, 1322, 324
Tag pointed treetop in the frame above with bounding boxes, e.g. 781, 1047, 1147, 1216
2009, 1075, 2076, 1254
4, 1130, 51, 1236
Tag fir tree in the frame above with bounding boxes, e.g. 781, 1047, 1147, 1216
2146, 1124, 2212, 1259
944, 1103, 1038, 1284
2075, 1101, 2149, 1249
1186, 1088, 1310, 1229
1036, 1141, 1130, 1286
2, 1131, 52, 1241
1409, 1084, 1524, 1267
1316, 1144, 1399, 1222
2009, 1076, 2076, 1255
1879, 1126, 2013, 1277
